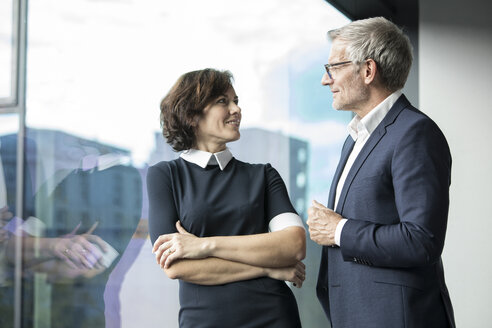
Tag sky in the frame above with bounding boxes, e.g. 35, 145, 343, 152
8, 0, 350, 165
0, 0, 14, 101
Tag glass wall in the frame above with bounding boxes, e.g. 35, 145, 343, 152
1, 0, 351, 327
0, 0, 19, 108
0, 114, 20, 327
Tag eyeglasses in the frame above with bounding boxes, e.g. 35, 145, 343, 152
324, 60, 352, 80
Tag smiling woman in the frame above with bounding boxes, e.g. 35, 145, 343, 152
148, 68, 307, 328
160, 69, 241, 153
195, 87, 241, 153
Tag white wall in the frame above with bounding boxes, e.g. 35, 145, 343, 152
419, 1, 492, 327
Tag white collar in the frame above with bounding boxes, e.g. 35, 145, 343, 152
348, 90, 403, 141
180, 148, 233, 171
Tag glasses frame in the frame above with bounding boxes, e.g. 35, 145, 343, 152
324, 60, 352, 80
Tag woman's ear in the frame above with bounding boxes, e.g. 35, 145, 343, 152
191, 115, 201, 128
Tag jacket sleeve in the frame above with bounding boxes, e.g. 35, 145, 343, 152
340, 119, 452, 268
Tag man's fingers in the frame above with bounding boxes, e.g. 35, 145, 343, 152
307, 206, 316, 217
312, 199, 327, 209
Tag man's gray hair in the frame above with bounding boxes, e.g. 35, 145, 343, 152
328, 17, 413, 92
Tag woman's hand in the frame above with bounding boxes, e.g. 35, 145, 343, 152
51, 235, 105, 269
265, 261, 306, 288
50, 223, 108, 269
152, 221, 209, 269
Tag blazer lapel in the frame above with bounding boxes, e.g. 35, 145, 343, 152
327, 136, 355, 209
335, 95, 411, 213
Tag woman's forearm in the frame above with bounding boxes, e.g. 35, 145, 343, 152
154, 224, 306, 269
164, 257, 267, 285
203, 227, 306, 267
163, 257, 306, 287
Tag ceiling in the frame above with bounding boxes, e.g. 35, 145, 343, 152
324, 0, 417, 24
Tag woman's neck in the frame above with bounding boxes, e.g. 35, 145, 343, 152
194, 142, 227, 154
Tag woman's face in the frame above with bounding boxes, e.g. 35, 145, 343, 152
195, 86, 241, 152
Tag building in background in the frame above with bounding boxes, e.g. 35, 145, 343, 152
230, 127, 309, 218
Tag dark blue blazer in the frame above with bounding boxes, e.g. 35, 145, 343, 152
316, 95, 456, 328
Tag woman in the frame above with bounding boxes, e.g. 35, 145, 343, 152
147, 68, 306, 328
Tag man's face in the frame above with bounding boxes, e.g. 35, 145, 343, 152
322, 40, 369, 112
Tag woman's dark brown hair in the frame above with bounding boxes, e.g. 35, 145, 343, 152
160, 68, 234, 151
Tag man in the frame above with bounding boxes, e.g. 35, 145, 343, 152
307, 17, 455, 328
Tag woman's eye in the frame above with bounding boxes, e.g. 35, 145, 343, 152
217, 98, 227, 104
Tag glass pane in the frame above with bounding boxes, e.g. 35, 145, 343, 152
0, 114, 20, 327
24, 0, 351, 327
0, 0, 16, 106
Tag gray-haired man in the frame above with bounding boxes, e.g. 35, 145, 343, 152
307, 17, 455, 328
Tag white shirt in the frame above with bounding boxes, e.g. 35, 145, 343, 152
180, 148, 305, 232
334, 90, 403, 246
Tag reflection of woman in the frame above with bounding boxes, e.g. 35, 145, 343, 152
147, 69, 306, 328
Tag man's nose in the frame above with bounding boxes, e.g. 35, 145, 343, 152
321, 72, 333, 86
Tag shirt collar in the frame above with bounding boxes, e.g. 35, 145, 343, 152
347, 90, 403, 141
180, 148, 233, 170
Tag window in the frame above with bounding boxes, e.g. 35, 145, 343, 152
1, 0, 351, 327
0, 0, 22, 110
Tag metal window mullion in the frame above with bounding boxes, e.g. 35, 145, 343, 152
14, 0, 28, 326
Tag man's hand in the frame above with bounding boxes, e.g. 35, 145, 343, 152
307, 200, 343, 246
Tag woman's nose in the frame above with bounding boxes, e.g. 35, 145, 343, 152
230, 103, 241, 114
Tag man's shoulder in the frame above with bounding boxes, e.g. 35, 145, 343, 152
386, 102, 450, 155
389, 97, 440, 130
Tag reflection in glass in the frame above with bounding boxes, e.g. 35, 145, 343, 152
1, 126, 143, 327
0, 114, 19, 327
22, 0, 352, 327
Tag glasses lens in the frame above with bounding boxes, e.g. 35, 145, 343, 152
324, 65, 333, 79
